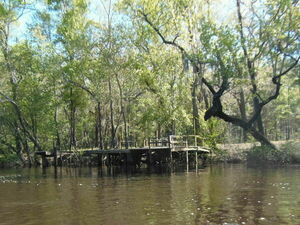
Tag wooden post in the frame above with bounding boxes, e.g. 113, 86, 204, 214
185, 136, 188, 147
97, 154, 102, 168
186, 151, 189, 172
147, 138, 152, 167
168, 135, 172, 167
170, 151, 172, 167
60, 151, 62, 167
195, 151, 198, 171
42, 153, 47, 168
88, 155, 92, 166
107, 154, 110, 167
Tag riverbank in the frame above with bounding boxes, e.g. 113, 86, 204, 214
1, 140, 300, 168
0, 154, 22, 168
216, 140, 300, 164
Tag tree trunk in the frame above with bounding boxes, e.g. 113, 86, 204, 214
95, 106, 99, 148
253, 97, 265, 135
204, 91, 276, 149
115, 73, 128, 149
236, 0, 266, 138
238, 88, 248, 142
69, 88, 76, 149
192, 77, 200, 135
14, 127, 25, 164
22, 139, 33, 167
96, 102, 104, 149
108, 78, 115, 148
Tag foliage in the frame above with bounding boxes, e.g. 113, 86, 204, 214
279, 141, 300, 164
0, 0, 299, 166
246, 145, 299, 165
0, 154, 20, 167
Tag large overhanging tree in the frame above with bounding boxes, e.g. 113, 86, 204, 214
120, 0, 300, 148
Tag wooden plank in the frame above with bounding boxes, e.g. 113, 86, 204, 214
84, 150, 131, 154
172, 147, 210, 153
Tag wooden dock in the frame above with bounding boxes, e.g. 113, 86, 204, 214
35, 135, 210, 169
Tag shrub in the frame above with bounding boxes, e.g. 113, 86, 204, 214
279, 141, 300, 164
246, 143, 300, 165
0, 154, 20, 167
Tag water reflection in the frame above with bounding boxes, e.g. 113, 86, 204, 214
0, 164, 299, 225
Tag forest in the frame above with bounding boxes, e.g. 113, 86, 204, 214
0, 0, 299, 166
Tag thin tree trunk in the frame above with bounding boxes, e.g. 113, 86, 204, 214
95, 106, 99, 148
69, 88, 76, 149
192, 77, 200, 135
237, 0, 265, 136
238, 88, 248, 142
14, 127, 25, 163
97, 102, 104, 149
108, 78, 115, 148
115, 74, 128, 149
22, 139, 32, 167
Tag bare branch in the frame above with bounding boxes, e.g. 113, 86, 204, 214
274, 56, 300, 79
66, 78, 96, 99
139, 10, 216, 94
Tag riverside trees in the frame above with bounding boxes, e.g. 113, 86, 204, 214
119, 0, 300, 148
0, 0, 299, 164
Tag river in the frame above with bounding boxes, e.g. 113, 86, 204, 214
0, 164, 299, 225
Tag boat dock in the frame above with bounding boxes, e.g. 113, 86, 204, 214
36, 135, 210, 169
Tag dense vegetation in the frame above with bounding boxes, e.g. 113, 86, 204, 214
0, 0, 299, 166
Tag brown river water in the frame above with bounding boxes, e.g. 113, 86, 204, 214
0, 164, 299, 225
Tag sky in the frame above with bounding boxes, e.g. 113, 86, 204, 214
10, 0, 238, 42
10, 0, 117, 41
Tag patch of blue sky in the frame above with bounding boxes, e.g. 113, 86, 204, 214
11, 0, 129, 42
9, 1, 47, 44
88, 0, 131, 27
10, 0, 241, 44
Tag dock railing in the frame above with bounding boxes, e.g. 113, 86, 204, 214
144, 138, 169, 147
143, 135, 204, 151
169, 135, 204, 150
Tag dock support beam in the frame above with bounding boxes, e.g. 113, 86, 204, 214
147, 138, 152, 168
97, 154, 103, 168
147, 149, 152, 167
170, 151, 172, 168
195, 151, 198, 171
186, 151, 189, 172
41, 153, 48, 168
168, 136, 172, 169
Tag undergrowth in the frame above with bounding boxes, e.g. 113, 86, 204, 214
246, 142, 300, 164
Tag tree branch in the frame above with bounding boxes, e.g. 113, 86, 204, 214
66, 78, 96, 99
0, 91, 42, 151
139, 10, 216, 95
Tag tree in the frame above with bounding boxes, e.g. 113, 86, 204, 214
119, 0, 300, 148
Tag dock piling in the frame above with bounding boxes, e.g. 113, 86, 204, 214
186, 151, 189, 172
195, 151, 198, 171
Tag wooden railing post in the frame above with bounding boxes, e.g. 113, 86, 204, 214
147, 137, 152, 167
185, 137, 188, 147
168, 135, 171, 149
195, 151, 198, 171
186, 150, 189, 172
